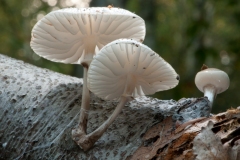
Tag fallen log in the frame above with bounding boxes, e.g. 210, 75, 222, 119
0, 54, 239, 160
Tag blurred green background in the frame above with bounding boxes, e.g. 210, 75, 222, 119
0, 0, 239, 113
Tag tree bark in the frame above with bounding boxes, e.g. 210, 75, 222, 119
0, 54, 239, 160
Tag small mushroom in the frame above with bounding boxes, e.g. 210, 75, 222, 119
72, 39, 179, 151
30, 8, 146, 137
195, 65, 230, 110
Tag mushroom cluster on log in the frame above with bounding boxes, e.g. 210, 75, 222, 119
1, 54, 239, 159
30, 7, 146, 148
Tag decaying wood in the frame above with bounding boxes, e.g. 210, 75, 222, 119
131, 108, 240, 160
0, 54, 239, 159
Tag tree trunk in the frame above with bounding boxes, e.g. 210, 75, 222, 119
0, 54, 239, 160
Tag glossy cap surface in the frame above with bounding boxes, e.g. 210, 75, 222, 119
195, 68, 230, 94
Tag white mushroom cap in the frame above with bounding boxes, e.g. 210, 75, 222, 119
87, 39, 179, 100
30, 7, 145, 64
195, 68, 230, 94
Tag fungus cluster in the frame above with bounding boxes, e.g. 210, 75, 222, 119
73, 39, 179, 151
31, 7, 145, 139
30, 6, 229, 151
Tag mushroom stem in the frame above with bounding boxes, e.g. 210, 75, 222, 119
89, 96, 129, 136
75, 74, 136, 151
78, 67, 90, 134
203, 84, 217, 109
76, 96, 129, 151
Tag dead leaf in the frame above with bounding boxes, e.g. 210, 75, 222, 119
193, 121, 228, 160
229, 139, 240, 160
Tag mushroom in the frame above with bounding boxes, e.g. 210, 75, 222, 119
195, 65, 230, 110
30, 7, 146, 138
72, 39, 179, 151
